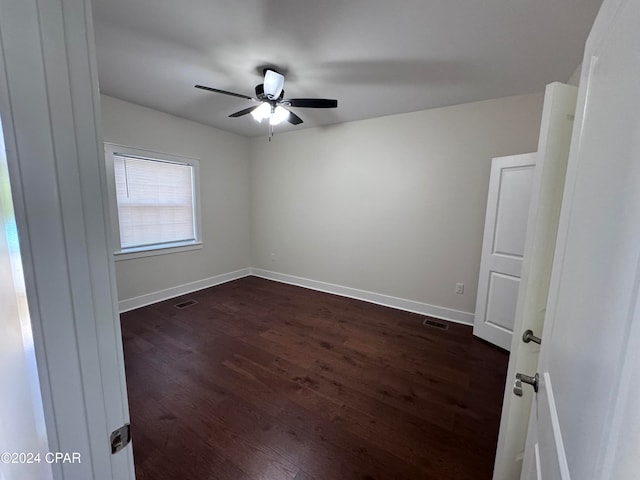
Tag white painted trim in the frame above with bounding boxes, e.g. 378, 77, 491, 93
114, 241, 203, 261
119, 267, 474, 324
118, 268, 252, 312
0, 0, 138, 478
250, 268, 474, 325
543, 373, 571, 480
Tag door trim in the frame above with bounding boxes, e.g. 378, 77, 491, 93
0, 0, 133, 478
541, 373, 570, 479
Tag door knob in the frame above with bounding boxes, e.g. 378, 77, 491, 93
522, 329, 542, 344
516, 372, 539, 393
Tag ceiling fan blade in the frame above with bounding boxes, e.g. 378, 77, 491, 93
229, 105, 260, 118
287, 110, 303, 125
195, 84, 254, 101
285, 98, 337, 108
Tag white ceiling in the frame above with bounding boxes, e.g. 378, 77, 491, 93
91, 0, 602, 138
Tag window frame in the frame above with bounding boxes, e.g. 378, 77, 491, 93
104, 143, 203, 261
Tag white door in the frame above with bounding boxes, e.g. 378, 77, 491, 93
474, 153, 536, 350
493, 82, 577, 480
521, 0, 640, 478
0, 1, 134, 479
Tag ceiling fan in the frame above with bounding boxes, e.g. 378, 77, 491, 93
195, 68, 337, 139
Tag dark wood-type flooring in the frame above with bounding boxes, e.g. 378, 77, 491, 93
121, 276, 509, 480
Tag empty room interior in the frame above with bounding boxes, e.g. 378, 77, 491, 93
10, 0, 640, 479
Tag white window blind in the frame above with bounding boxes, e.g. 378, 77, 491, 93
113, 155, 195, 249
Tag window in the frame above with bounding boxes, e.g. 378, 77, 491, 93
104, 144, 202, 259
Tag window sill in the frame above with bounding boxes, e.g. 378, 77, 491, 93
114, 241, 203, 261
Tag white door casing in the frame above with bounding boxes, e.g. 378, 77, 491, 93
0, 121, 52, 480
522, 0, 640, 478
474, 153, 536, 350
0, 0, 134, 479
521, 406, 541, 480
492, 82, 577, 480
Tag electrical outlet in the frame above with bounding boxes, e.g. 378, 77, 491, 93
455, 283, 464, 294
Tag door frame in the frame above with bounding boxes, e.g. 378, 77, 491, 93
0, 0, 133, 479
521, 0, 640, 477
492, 82, 577, 480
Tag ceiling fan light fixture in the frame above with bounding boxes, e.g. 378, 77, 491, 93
270, 106, 290, 126
263, 70, 284, 99
251, 102, 271, 122
196, 67, 337, 139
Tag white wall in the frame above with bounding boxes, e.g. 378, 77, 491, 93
249, 93, 543, 317
101, 92, 543, 318
100, 95, 251, 304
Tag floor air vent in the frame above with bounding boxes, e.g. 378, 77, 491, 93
174, 299, 198, 309
423, 318, 449, 330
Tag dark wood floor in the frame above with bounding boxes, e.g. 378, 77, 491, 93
121, 276, 508, 480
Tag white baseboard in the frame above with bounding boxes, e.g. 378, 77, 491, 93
118, 266, 474, 326
250, 268, 474, 326
118, 268, 252, 313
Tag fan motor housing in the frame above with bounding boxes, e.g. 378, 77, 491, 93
255, 83, 284, 102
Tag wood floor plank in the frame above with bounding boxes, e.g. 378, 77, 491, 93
122, 277, 509, 479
